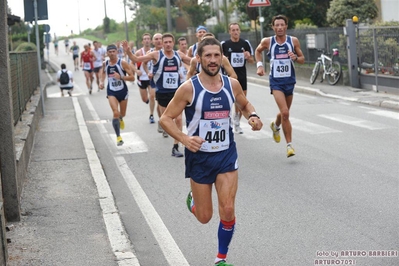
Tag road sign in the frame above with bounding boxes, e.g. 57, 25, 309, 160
24, 0, 48, 22
44, 24, 50, 33
248, 0, 271, 7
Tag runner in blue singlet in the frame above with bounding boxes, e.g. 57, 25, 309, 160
159, 37, 263, 266
99, 44, 135, 146
255, 14, 305, 158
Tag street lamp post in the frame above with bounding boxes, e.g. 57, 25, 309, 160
166, 0, 172, 32
124, 0, 129, 41
77, 0, 81, 34
104, 0, 108, 18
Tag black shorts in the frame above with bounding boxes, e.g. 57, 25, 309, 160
60, 86, 73, 90
237, 75, 248, 91
73, 55, 79, 60
137, 80, 151, 89
156, 92, 175, 107
93, 66, 102, 73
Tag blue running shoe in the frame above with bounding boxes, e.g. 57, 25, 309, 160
149, 115, 155, 124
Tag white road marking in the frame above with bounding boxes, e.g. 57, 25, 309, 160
318, 114, 389, 130
115, 156, 190, 266
109, 132, 149, 154
291, 117, 341, 134
72, 97, 140, 266
83, 97, 189, 265
368, 110, 399, 120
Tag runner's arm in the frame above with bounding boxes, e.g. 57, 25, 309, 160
121, 60, 135, 82
222, 56, 238, 79
186, 57, 197, 80
291, 37, 305, 64
231, 78, 262, 131
255, 37, 270, 76
160, 83, 205, 152
99, 62, 106, 89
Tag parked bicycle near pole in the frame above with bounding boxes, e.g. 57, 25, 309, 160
310, 48, 342, 85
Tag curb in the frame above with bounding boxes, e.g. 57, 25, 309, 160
247, 76, 399, 111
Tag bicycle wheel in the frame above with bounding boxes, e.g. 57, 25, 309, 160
310, 61, 321, 84
327, 61, 342, 85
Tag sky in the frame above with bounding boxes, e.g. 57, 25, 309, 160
8, 0, 136, 37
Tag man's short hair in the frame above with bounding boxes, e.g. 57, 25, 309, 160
228, 22, 240, 30
201, 33, 215, 40
197, 37, 222, 57
177, 37, 186, 43
142, 33, 151, 40
162, 33, 175, 42
271, 14, 288, 26
61, 63, 66, 69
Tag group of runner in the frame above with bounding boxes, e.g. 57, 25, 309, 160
61, 14, 304, 266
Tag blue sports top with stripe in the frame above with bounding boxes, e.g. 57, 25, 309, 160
105, 58, 128, 92
152, 50, 182, 93
267, 35, 296, 85
185, 74, 235, 153
192, 43, 198, 57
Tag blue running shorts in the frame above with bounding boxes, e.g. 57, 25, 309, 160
107, 88, 129, 102
185, 141, 238, 184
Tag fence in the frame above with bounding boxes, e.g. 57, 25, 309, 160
9, 51, 39, 126
357, 25, 399, 77
217, 27, 346, 65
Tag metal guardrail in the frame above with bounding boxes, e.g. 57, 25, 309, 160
9, 51, 39, 126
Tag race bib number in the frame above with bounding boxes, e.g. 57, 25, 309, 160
109, 77, 124, 91
273, 59, 291, 78
199, 118, 230, 152
231, 52, 245, 68
83, 62, 91, 70
163, 72, 178, 89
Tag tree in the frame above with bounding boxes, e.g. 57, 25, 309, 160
177, 0, 210, 27
130, 0, 210, 32
133, 5, 168, 32
327, 0, 378, 27
235, 0, 330, 28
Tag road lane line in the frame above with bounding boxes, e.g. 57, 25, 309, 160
72, 97, 140, 266
115, 156, 190, 266
83, 97, 190, 265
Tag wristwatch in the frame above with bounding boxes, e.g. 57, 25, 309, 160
248, 112, 260, 119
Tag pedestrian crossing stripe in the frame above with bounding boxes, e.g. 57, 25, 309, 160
290, 118, 341, 134
367, 110, 399, 120
318, 114, 389, 130
106, 112, 395, 147
109, 132, 149, 154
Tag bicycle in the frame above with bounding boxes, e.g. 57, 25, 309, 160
310, 48, 342, 85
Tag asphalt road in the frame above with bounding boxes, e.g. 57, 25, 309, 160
48, 38, 399, 266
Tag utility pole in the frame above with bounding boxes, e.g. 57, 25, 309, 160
123, 0, 129, 41
166, 0, 172, 32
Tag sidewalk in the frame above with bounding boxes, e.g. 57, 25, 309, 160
5, 69, 136, 265
5, 65, 398, 265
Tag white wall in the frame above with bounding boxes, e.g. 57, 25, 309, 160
381, 0, 399, 22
